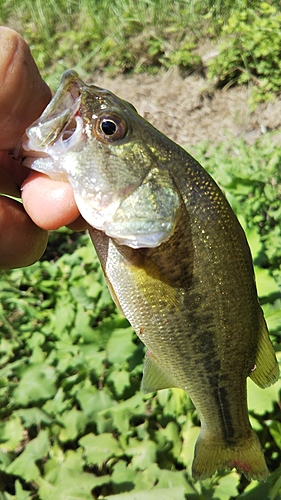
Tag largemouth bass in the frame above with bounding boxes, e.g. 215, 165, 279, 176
23, 70, 279, 482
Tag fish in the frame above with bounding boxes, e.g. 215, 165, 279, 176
23, 70, 279, 482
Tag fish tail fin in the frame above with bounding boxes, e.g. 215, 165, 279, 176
192, 428, 269, 482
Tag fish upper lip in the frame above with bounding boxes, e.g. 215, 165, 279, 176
23, 83, 85, 155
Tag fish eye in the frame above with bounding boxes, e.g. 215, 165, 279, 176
101, 120, 117, 135
95, 113, 128, 142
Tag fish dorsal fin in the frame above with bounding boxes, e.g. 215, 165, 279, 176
249, 311, 279, 388
141, 351, 181, 394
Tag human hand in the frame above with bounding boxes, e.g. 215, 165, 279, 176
0, 27, 86, 269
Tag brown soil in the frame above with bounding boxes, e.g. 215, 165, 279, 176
92, 68, 281, 148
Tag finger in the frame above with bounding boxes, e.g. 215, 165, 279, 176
21, 171, 87, 230
0, 27, 51, 150
0, 196, 48, 269
0, 151, 31, 197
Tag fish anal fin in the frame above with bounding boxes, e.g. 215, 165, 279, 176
141, 351, 181, 394
250, 312, 279, 388
192, 428, 269, 482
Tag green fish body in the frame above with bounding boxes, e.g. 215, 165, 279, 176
24, 70, 279, 481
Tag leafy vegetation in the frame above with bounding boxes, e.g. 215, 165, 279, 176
1, 134, 281, 499
1, 0, 281, 104
207, 2, 281, 108
1, 0, 204, 87
0, 1, 281, 498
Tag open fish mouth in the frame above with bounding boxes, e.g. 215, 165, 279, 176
23, 70, 85, 157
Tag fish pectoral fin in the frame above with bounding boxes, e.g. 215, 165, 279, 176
249, 311, 280, 388
141, 351, 181, 393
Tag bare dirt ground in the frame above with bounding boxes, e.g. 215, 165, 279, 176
93, 68, 281, 148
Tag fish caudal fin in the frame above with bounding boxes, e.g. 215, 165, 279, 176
192, 428, 269, 482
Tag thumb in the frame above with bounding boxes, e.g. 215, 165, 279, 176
0, 26, 51, 150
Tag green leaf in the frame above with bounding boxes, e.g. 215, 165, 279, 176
263, 305, 281, 333
156, 421, 182, 460
52, 299, 75, 335
42, 387, 70, 416
78, 345, 105, 375
0, 416, 24, 451
126, 438, 157, 470
246, 226, 263, 260
269, 421, 281, 448
13, 364, 57, 405
111, 460, 138, 494
98, 393, 146, 434
213, 472, 240, 500
157, 388, 192, 418
106, 327, 136, 365
104, 486, 186, 500
74, 244, 98, 266
58, 408, 87, 442
77, 386, 116, 419
15, 408, 54, 427
132, 463, 169, 491
14, 481, 32, 500
5, 430, 49, 482
180, 425, 200, 474
70, 285, 94, 308
91, 317, 121, 349
79, 433, 123, 465
107, 369, 131, 396
156, 468, 196, 494
82, 278, 102, 299
0, 450, 13, 468
247, 377, 281, 414
72, 305, 95, 343
38, 449, 111, 500
254, 267, 279, 298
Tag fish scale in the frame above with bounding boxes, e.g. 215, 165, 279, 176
23, 70, 279, 482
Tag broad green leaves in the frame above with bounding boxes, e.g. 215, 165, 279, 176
37, 448, 111, 500
105, 486, 187, 500
248, 378, 281, 414
5, 430, 49, 482
79, 433, 123, 465
0, 416, 24, 451
13, 364, 57, 405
